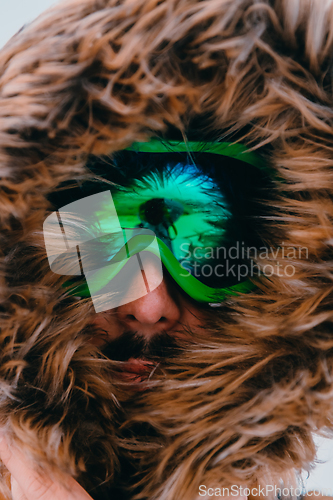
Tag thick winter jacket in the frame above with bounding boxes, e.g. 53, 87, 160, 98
0, 0, 333, 499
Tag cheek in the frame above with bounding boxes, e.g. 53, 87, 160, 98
179, 300, 207, 332
87, 312, 123, 345
89, 335, 106, 347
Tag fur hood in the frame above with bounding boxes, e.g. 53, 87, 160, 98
1, 0, 333, 498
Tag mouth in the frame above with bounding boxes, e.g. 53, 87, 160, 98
118, 357, 157, 383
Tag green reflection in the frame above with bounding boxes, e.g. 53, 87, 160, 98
95, 163, 232, 273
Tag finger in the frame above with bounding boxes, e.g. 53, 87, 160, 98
11, 476, 28, 500
0, 436, 93, 500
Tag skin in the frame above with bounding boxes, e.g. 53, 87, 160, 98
89, 258, 206, 347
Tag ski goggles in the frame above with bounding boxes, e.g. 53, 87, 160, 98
43, 140, 267, 312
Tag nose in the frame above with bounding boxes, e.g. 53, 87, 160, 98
116, 262, 181, 338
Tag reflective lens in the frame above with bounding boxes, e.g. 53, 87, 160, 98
110, 161, 236, 288
46, 140, 268, 303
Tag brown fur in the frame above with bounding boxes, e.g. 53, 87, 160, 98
1, 0, 333, 498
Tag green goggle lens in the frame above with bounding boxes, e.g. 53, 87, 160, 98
45, 140, 266, 306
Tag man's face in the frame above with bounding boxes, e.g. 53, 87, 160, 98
44, 144, 266, 381
88, 255, 207, 381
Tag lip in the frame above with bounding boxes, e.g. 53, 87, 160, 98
119, 357, 156, 382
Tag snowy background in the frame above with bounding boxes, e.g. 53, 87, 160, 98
0, 0, 332, 495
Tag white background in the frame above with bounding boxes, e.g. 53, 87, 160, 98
1, 0, 332, 494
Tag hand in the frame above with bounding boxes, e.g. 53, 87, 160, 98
0, 435, 93, 500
